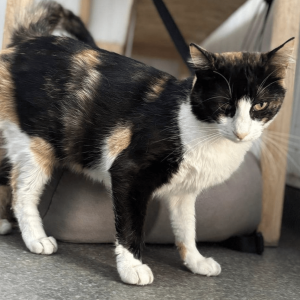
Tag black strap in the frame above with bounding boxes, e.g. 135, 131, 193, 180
152, 0, 194, 75
256, 0, 274, 51
220, 231, 264, 255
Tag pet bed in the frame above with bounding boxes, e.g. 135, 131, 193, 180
38, 152, 262, 244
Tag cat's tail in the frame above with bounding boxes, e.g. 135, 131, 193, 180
8, 0, 97, 48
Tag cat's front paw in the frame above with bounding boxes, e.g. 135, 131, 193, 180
27, 236, 58, 255
119, 263, 154, 285
115, 244, 154, 285
185, 256, 221, 277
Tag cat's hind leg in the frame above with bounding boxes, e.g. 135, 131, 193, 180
167, 194, 221, 276
3, 123, 57, 254
0, 147, 13, 235
0, 185, 13, 235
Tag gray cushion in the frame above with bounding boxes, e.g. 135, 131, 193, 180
39, 152, 262, 243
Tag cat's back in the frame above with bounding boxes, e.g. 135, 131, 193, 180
0, 35, 185, 169
1, 35, 177, 117
0, 35, 177, 128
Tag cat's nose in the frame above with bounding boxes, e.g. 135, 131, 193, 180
233, 131, 248, 140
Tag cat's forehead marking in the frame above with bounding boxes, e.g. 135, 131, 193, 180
221, 52, 243, 61
30, 137, 55, 176
0, 49, 19, 125
145, 76, 169, 102
107, 124, 132, 157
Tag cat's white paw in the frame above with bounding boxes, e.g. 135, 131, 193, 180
185, 256, 221, 277
115, 244, 154, 285
119, 263, 154, 285
0, 219, 12, 235
27, 236, 58, 255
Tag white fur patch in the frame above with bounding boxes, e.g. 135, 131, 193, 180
0, 120, 57, 254
115, 244, 154, 285
233, 98, 252, 139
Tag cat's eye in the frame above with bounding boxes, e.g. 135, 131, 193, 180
253, 102, 268, 111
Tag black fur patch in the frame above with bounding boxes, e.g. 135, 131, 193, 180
0, 158, 11, 186
190, 46, 289, 124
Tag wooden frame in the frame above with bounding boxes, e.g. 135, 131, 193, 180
258, 0, 300, 246
80, 0, 91, 27
2, 0, 33, 49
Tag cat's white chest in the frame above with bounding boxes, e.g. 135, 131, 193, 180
156, 137, 251, 197
154, 101, 252, 198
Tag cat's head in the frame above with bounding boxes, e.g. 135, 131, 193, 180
189, 38, 294, 143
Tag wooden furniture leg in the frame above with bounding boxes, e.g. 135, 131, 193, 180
80, 0, 91, 27
2, 0, 33, 49
258, 0, 300, 246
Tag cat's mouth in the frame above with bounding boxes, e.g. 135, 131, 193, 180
222, 133, 252, 143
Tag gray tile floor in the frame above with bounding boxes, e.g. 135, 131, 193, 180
0, 186, 299, 300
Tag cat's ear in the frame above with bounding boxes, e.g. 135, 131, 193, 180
266, 37, 295, 70
189, 43, 213, 70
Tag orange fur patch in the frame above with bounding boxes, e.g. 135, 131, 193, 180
30, 137, 55, 176
73, 49, 99, 68
0, 48, 19, 125
222, 52, 243, 61
108, 125, 132, 157
176, 242, 187, 260
68, 49, 100, 103
146, 77, 168, 102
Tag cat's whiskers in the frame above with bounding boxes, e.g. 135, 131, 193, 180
259, 138, 278, 177
256, 69, 278, 96
213, 71, 232, 98
184, 133, 222, 156
256, 79, 281, 98
261, 135, 300, 174
266, 130, 300, 142
161, 132, 220, 162
212, 103, 229, 116
264, 132, 300, 148
186, 132, 220, 146
201, 95, 230, 103
158, 124, 219, 135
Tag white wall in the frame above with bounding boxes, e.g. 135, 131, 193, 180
89, 0, 133, 46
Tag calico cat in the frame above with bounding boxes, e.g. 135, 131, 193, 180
0, 1, 294, 285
